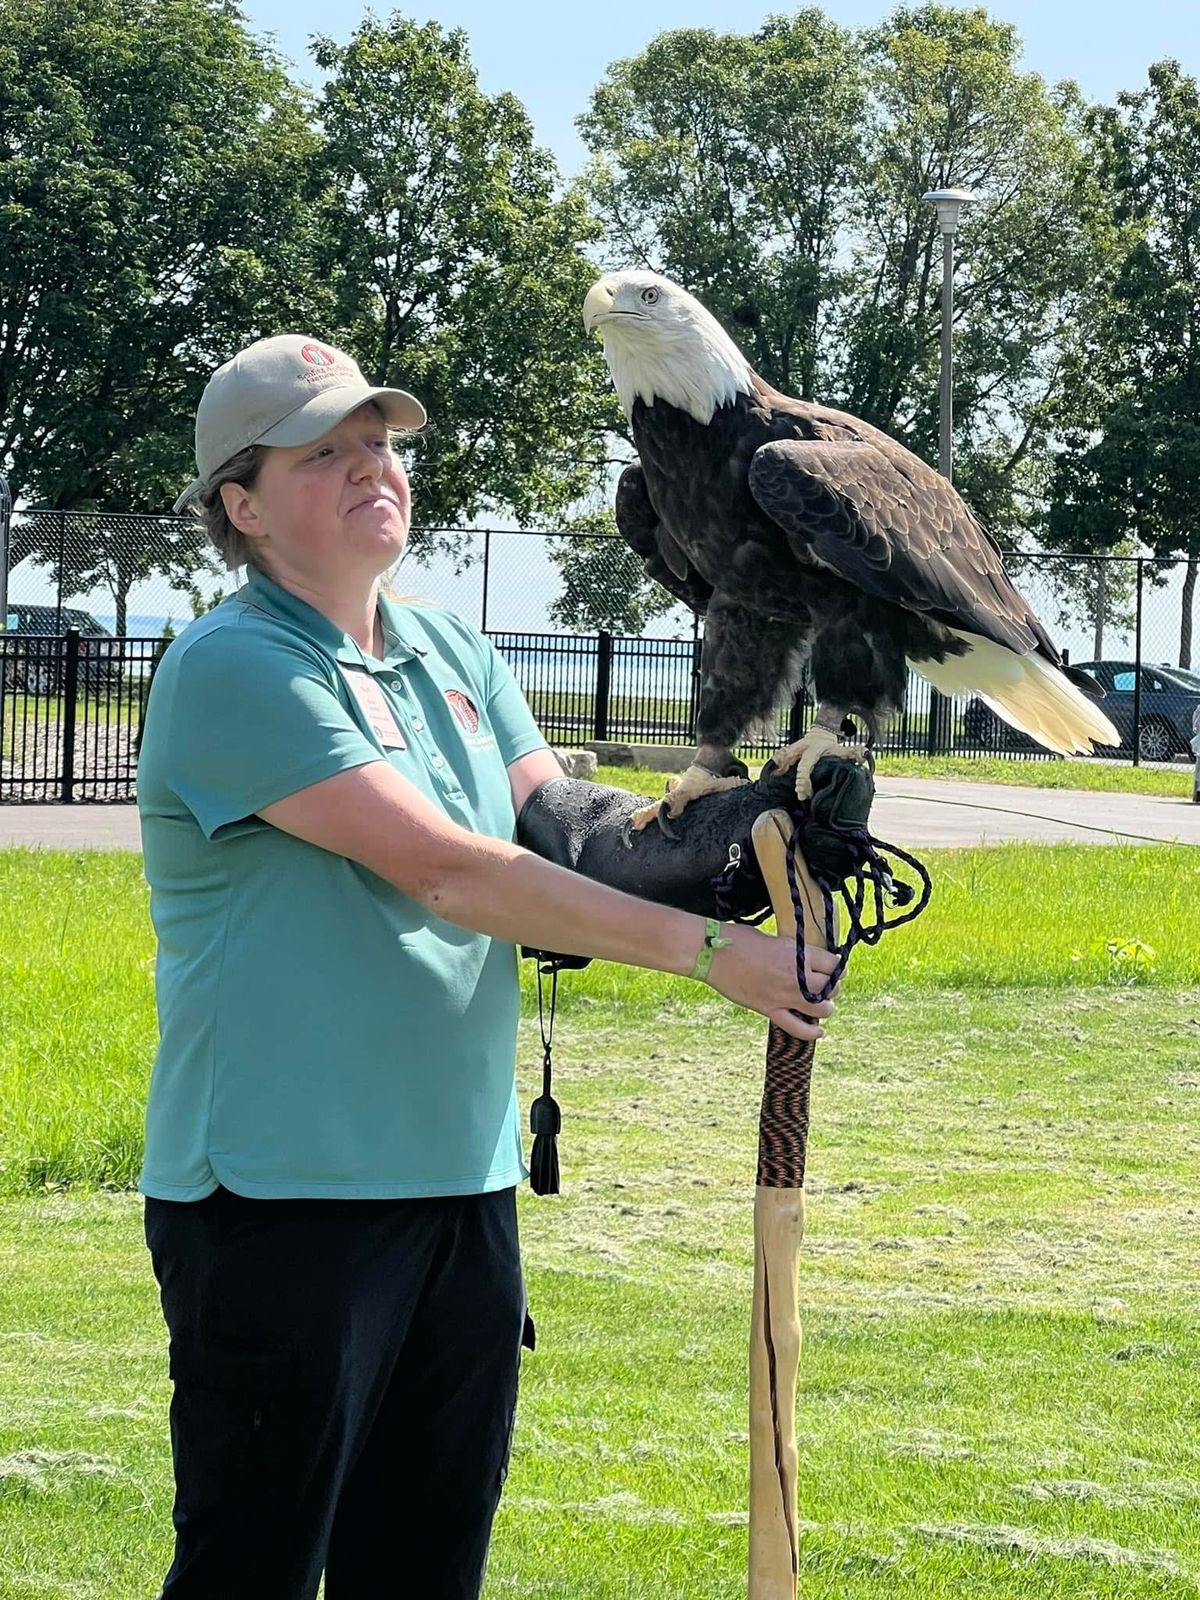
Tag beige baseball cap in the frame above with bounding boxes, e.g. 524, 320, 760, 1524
173, 334, 426, 513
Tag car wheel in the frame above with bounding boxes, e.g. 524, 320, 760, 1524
1138, 719, 1175, 763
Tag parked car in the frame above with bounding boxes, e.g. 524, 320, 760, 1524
960, 694, 1042, 754
2, 604, 121, 695
962, 658, 1200, 761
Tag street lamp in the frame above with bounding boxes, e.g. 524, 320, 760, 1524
922, 187, 975, 482
921, 189, 974, 755
0, 472, 10, 632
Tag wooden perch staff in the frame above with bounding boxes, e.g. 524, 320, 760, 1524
747, 809, 838, 1600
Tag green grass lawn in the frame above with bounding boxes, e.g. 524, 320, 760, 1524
1, 847, 1199, 1596
2, 843, 1195, 1194
594, 753, 1198, 800
876, 753, 1198, 797
1, 677, 149, 725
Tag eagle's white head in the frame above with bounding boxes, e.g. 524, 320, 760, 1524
583, 270, 754, 426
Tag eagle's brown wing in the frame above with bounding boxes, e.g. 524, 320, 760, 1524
615, 464, 713, 616
748, 436, 1058, 662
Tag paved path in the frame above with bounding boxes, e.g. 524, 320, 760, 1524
1, 778, 1197, 852
0, 806, 143, 850
872, 778, 1200, 848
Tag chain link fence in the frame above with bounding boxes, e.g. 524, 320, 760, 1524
2, 507, 1198, 801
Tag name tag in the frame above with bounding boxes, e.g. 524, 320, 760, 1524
340, 667, 407, 750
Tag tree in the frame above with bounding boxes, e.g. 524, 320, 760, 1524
309, 15, 619, 553
1047, 60, 1200, 667
578, 12, 865, 400
578, 6, 1101, 550
0, 0, 325, 513
10, 508, 222, 636
834, 5, 1097, 537
547, 514, 684, 635
0, 0, 328, 625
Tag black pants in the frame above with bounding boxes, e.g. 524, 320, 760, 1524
144, 1184, 531, 1600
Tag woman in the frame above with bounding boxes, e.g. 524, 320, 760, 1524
137, 333, 837, 1600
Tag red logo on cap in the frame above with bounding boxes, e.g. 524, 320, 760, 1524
300, 343, 336, 367
445, 690, 479, 733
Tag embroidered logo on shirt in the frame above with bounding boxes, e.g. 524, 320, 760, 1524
445, 690, 480, 733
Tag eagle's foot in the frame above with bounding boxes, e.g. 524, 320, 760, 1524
625, 763, 749, 834
775, 726, 868, 803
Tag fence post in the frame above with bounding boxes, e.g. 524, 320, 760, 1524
689, 625, 703, 738
1132, 557, 1144, 768
787, 684, 805, 745
594, 629, 613, 741
60, 627, 80, 803
480, 528, 491, 633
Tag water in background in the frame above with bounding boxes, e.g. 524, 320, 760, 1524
95, 613, 173, 636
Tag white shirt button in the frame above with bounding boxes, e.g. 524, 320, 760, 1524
431, 754, 445, 769
412, 718, 425, 732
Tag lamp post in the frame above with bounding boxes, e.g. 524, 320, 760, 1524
922, 188, 974, 755
922, 187, 975, 481
0, 473, 10, 632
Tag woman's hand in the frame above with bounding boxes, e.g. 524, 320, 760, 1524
703, 923, 838, 1041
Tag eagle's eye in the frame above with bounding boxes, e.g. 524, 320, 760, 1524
639, 286, 660, 306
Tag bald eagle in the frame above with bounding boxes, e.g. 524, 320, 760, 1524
582, 270, 1119, 820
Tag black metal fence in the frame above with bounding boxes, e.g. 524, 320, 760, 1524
1, 633, 161, 802
4, 618, 1197, 804
500, 628, 1200, 763
2, 504, 1198, 802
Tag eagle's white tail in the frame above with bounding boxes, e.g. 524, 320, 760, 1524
909, 631, 1121, 756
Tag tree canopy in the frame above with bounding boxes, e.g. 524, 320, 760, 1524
580, 4, 1096, 542
0, 1, 1195, 653
310, 16, 618, 549
1047, 59, 1200, 664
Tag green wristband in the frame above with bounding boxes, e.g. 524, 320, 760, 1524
689, 917, 733, 982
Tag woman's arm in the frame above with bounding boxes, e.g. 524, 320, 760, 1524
259, 760, 836, 1040
506, 747, 567, 814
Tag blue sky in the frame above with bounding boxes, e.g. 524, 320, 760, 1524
244, 0, 1200, 180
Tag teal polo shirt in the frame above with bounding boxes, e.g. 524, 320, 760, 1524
136, 566, 549, 1201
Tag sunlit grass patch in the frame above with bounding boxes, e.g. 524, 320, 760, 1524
593, 753, 1196, 798
2, 842, 1198, 1194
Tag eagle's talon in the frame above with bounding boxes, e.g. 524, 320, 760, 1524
655, 805, 679, 841
625, 797, 669, 835
777, 727, 868, 802
658, 762, 749, 822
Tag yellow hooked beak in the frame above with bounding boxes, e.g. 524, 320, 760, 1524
582, 278, 616, 334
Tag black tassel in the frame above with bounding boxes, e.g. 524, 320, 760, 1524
529, 1091, 561, 1196
529, 961, 562, 1196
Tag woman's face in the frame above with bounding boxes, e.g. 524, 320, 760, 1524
224, 402, 411, 583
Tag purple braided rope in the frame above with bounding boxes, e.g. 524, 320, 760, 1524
784, 815, 933, 1006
